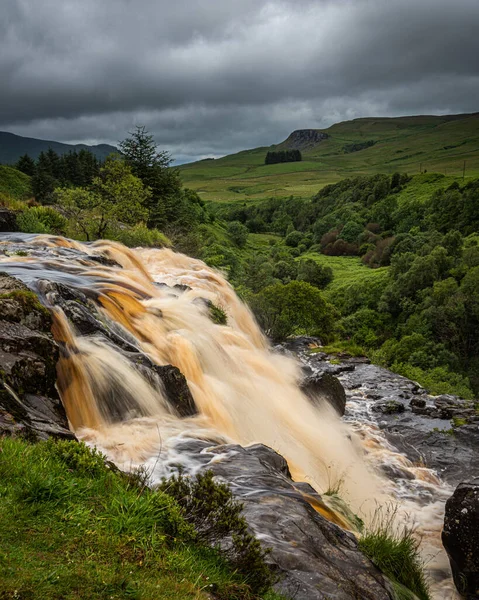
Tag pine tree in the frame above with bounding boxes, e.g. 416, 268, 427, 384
15, 154, 36, 176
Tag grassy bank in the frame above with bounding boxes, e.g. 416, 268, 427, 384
0, 437, 280, 600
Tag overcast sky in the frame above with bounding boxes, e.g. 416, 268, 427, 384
1, 0, 478, 163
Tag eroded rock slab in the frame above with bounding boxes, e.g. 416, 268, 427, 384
154, 439, 394, 600
0, 273, 74, 439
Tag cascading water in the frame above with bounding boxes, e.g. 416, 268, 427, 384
0, 234, 461, 599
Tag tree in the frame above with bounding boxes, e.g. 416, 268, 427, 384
227, 221, 248, 248
31, 169, 56, 203
297, 259, 333, 288
55, 158, 150, 240
16, 154, 36, 176
119, 126, 183, 229
251, 280, 337, 341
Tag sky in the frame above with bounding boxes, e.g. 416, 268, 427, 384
1, 0, 479, 164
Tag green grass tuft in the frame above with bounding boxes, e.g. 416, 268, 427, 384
358, 507, 430, 600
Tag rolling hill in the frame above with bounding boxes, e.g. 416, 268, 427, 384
0, 131, 117, 164
178, 112, 479, 204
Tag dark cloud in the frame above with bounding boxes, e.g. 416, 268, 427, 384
1, 0, 478, 162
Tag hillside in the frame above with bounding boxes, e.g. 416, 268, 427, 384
179, 113, 479, 203
0, 131, 117, 164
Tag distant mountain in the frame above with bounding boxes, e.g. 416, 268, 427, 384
0, 131, 117, 164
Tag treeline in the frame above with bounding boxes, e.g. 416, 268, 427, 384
264, 149, 302, 165
11, 127, 209, 249
16, 149, 101, 203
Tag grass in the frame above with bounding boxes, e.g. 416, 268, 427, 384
179, 113, 479, 204
0, 437, 282, 600
0, 165, 32, 200
358, 507, 430, 600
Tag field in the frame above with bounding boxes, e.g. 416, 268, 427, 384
179, 113, 479, 204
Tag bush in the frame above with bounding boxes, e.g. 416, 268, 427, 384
227, 221, 248, 248
159, 471, 275, 595
284, 230, 303, 247
250, 280, 338, 341
390, 363, 474, 399
297, 258, 333, 289
208, 302, 228, 325
110, 223, 171, 247
358, 507, 430, 600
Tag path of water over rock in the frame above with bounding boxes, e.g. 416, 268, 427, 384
1, 233, 476, 599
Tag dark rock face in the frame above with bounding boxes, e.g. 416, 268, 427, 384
283, 129, 329, 150
0, 273, 73, 439
38, 280, 198, 419
160, 439, 394, 600
0, 208, 18, 232
442, 480, 479, 598
301, 373, 347, 416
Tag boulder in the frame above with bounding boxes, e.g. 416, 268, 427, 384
301, 372, 347, 416
0, 274, 74, 439
442, 480, 479, 598
0, 208, 18, 232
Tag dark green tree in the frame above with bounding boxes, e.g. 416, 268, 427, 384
15, 154, 36, 176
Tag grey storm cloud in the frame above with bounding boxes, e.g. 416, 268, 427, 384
1, 0, 479, 162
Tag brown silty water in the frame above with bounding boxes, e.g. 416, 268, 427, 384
0, 234, 460, 598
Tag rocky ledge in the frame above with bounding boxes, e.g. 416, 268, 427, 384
154, 438, 395, 600
288, 338, 479, 487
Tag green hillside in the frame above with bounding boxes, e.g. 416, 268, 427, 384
0, 165, 32, 200
179, 113, 479, 203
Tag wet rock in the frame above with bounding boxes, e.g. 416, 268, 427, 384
372, 400, 405, 415
149, 364, 197, 418
0, 274, 73, 440
442, 479, 479, 598
298, 351, 479, 486
0, 208, 18, 232
164, 439, 394, 600
410, 398, 426, 410
301, 373, 347, 416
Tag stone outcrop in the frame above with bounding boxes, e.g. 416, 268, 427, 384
281, 129, 329, 150
0, 273, 73, 439
301, 372, 347, 416
0, 208, 18, 232
161, 438, 395, 600
442, 480, 479, 598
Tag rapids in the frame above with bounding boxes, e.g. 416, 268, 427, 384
0, 233, 462, 599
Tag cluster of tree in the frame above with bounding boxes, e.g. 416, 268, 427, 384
334, 229, 479, 397
15, 127, 209, 245
264, 149, 302, 165
220, 173, 479, 265
16, 149, 101, 203
342, 140, 376, 153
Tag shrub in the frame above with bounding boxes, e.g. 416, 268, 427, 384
297, 258, 333, 289
110, 223, 170, 247
159, 471, 275, 595
250, 280, 338, 341
284, 230, 303, 247
227, 221, 248, 248
209, 302, 228, 325
45, 439, 107, 477
17, 206, 67, 235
